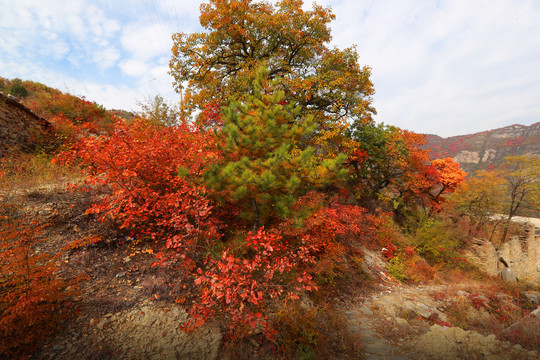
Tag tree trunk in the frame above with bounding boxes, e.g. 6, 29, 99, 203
251, 198, 260, 233
501, 189, 525, 242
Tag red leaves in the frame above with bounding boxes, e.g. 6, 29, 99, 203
59, 119, 221, 255
414, 158, 467, 214
0, 206, 75, 358
188, 230, 316, 340
279, 193, 378, 284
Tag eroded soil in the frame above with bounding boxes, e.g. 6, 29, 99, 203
2, 186, 539, 360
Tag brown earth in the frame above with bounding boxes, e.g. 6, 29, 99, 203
2, 185, 539, 360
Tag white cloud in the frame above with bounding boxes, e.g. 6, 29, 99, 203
1, 0, 539, 137
119, 59, 150, 78
93, 47, 121, 70
120, 22, 175, 61
322, 0, 540, 136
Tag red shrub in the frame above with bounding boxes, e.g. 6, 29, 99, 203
57, 119, 221, 256
280, 193, 384, 283
187, 229, 316, 341
0, 207, 76, 358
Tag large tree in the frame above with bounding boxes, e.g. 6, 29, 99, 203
449, 170, 505, 237
346, 124, 429, 210
169, 0, 375, 137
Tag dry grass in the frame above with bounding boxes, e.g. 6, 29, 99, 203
0, 153, 81, 196
272, 303, 365, 360
428, 269, 540, 352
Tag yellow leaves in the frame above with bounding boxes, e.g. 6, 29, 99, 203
170, 0, 373, 129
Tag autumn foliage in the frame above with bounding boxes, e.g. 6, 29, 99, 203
57, 118, 221, 258
0, 206, 74, 358
188, 229, 316, 340
279, 193, 375, 282
4, 0, 474, 355
52, 4, 470, 346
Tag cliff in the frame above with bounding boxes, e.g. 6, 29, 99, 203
425, 123, 540, 173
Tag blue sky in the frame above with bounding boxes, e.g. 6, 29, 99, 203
1, 0, 539, 137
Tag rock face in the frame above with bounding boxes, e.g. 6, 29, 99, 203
466, 222, 540, 284
414, 325, 537, 360
425, 122, 540, 173
0, 92, 50, 157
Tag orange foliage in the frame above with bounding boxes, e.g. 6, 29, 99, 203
0, 207, 75, 358
57, 119, 221, 257
187, 229, 316, 341
431, 158, 468, 195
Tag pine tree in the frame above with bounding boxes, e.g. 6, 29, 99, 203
205, 67, 346, 231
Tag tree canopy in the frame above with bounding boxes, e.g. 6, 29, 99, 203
169, 0, 375, 133
204, 67, 346, 230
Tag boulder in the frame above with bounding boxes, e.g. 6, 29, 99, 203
499, 267, 518, 282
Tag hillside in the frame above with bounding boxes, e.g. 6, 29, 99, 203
425, 123, 540, 173
0, 92, 51, 156
1, 80, 539, 359
1, 183, 538, 360
2, 1, 540, 356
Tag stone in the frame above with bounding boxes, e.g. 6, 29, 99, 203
499, 267, 518, 282
523, 291, 540, 306
359, 305, 373, 316
0, 92, 51, 156
415, 324, 539, 360
52, 344, 65, 351
466, 219, 540, 283
395, 318, 409, 326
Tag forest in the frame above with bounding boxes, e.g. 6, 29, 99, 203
1, 0, 539, 359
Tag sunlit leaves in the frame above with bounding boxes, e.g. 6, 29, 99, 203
169, 0, 375, 136
0, 207, 74, 358
58, 119, 221, 255
186, 229, 316, 341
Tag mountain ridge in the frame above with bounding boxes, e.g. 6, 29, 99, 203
424, 122, 540, 173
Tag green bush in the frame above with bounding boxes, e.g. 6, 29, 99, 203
388, 256, 409, 282
8, 79, 29, 98
415, 219, 466, 264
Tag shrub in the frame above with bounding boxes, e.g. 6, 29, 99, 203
414, 218, 467, 264
57, 119, 221, 257
280, 193, 378, 287
387, 250, 435, 283
273, 303, 363, 359
8, 80, 28, 98
0, 206, 75, 358
187, 229, 317, 341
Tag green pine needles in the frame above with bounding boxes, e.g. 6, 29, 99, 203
205, 67, 346, 231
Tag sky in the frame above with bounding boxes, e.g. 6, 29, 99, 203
1, 0, 539, 137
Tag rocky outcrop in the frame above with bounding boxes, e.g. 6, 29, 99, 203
43, 300, 222, 360
414, 325, 537, 360
0, 92, 50, 157
425, 123, 540, 173
466, 222, 540, 283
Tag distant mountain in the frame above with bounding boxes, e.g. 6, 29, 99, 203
424, 123, 540, 173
